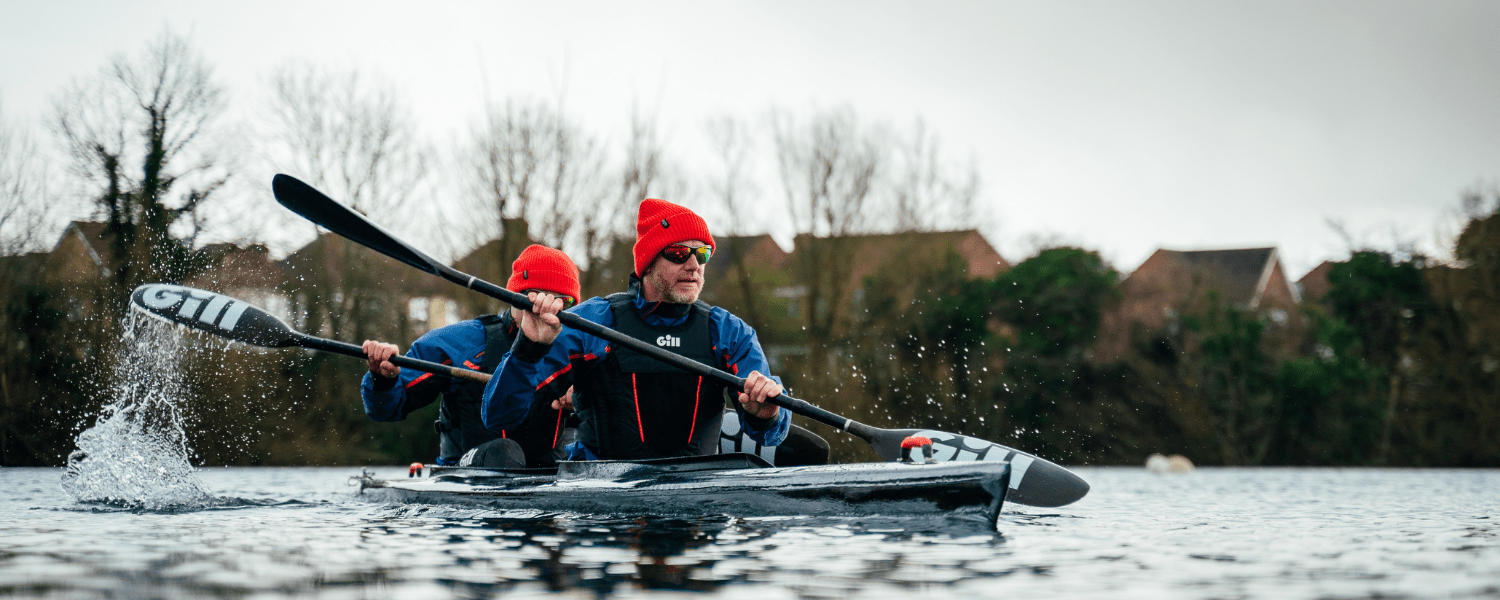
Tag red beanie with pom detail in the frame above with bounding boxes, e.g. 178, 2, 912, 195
632, 198, 715, 277
506, 244, 581, 305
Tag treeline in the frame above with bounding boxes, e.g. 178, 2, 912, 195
2, 31, 1495, 467
811, 222, 1500, 466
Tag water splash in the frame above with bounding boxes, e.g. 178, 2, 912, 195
61, 313, 213, 510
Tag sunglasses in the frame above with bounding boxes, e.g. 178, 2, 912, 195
660, 243, 713, 265
523, 290, 577, 309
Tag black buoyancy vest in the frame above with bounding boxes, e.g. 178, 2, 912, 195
437, 314, 566, 466
573, 294, 728, 459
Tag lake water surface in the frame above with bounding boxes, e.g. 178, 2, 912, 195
2, 465, 1496, 599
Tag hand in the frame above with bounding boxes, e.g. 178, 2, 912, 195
737, 371, 782, 420
362, 340, 401, 378
551, 386, 575, 411
521, 291, 566, 345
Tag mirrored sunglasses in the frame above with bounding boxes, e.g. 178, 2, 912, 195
661, 243, 713, 265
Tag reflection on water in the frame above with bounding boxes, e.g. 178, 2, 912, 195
1, 466, 1497, 599
355, 510, 1004, 598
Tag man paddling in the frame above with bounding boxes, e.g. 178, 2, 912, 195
361, 244, 581, 468
482, 199, 790, 460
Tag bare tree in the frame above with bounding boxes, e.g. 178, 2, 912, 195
771, 106, 884, 238
891, 119, 981, 232
262, 62, 433, 344
703, 114, 768, 326
704, 115, 759, 232
577, 102, 684, 294
51, 30, 231, 291
264, 62, 430, 220
769, 106, 885, 369
458, 97, 609, 313
460, 99, 551, 249
0, 100, 49, 255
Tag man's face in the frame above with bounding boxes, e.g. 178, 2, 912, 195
643, 240, 709, 304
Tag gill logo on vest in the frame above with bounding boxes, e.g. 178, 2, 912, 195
140, 284, 250, 331
656, 335, 681, 347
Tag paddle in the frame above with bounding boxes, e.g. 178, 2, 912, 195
129, 283, 490, 384
271, 173, 1089, 507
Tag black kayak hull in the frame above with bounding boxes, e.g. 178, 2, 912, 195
358, 454, 1011, 526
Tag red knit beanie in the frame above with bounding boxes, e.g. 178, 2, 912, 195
506, 245, 581, 304
632, 198, 715, 277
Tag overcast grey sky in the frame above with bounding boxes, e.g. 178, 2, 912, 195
3, 0, 1497, 277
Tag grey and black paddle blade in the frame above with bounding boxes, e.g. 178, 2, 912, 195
130, 284, 302, 349
272, 174, 444, 276
872, 428, 1090, 507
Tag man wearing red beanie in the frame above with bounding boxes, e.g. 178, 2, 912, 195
361, 244, 582, 469
481, 199, 792, 461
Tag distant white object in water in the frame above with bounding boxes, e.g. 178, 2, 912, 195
1146, 453, 1195, 474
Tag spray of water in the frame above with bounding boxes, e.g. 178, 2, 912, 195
61, 312, 213, 510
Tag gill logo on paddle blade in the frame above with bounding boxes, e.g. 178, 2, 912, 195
656, 335, 680, 347
140, 284, 249, 331
913, 430, 1034, 490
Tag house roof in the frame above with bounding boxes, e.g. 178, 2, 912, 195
1162, 247, 1278, 308
278, 233, 449, 295
1297, 260, 1336, 303
56, 221, 116, 269
791, 229, 1009, 279
453, 218, 539, 281
711, 235, 789, 270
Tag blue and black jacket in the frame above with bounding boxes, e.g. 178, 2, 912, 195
482, 285, 790, 460
360, 312, 569, 466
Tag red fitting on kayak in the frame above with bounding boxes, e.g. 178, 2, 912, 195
408, 462, 423, 478
899, 436, 936, 463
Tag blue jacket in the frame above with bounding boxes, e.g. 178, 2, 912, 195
361, 319, 490, 423
481, 290, 790, 456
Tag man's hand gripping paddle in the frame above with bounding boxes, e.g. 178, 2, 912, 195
271, 173, 1089, 507
129, 283, 490, 384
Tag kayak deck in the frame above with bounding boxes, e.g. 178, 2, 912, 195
357, 453, 1011, 526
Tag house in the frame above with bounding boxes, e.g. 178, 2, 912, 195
278, 233, 457, 340
769, 229, 1008, 369
452, 218, 538, 318
48, 221, 117, 283
44, 221, 289, 323
1095, 247, 1301, 362
1297, 261, 1335, 304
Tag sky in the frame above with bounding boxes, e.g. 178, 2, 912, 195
2, 0, 1498, 278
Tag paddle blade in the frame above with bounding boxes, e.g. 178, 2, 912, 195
130, 284, 301, 349
871, 428, 1090, 508
272, 174, 443, 276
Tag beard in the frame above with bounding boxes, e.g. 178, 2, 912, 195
647, 269, 701, 304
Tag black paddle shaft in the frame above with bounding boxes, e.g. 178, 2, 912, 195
299, 337, 491, 385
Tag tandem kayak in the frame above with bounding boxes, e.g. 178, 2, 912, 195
356, 453, 1012, 527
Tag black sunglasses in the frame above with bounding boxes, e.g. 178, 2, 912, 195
661, 243, 713, 265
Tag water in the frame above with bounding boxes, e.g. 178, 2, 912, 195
2, 466, 1497, 599
60, 316, 213, 510
12, 317, 1499, 598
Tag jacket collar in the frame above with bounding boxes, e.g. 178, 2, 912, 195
628, 275, 692, 325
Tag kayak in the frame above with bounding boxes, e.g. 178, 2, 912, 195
356, 453, 1012, 526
